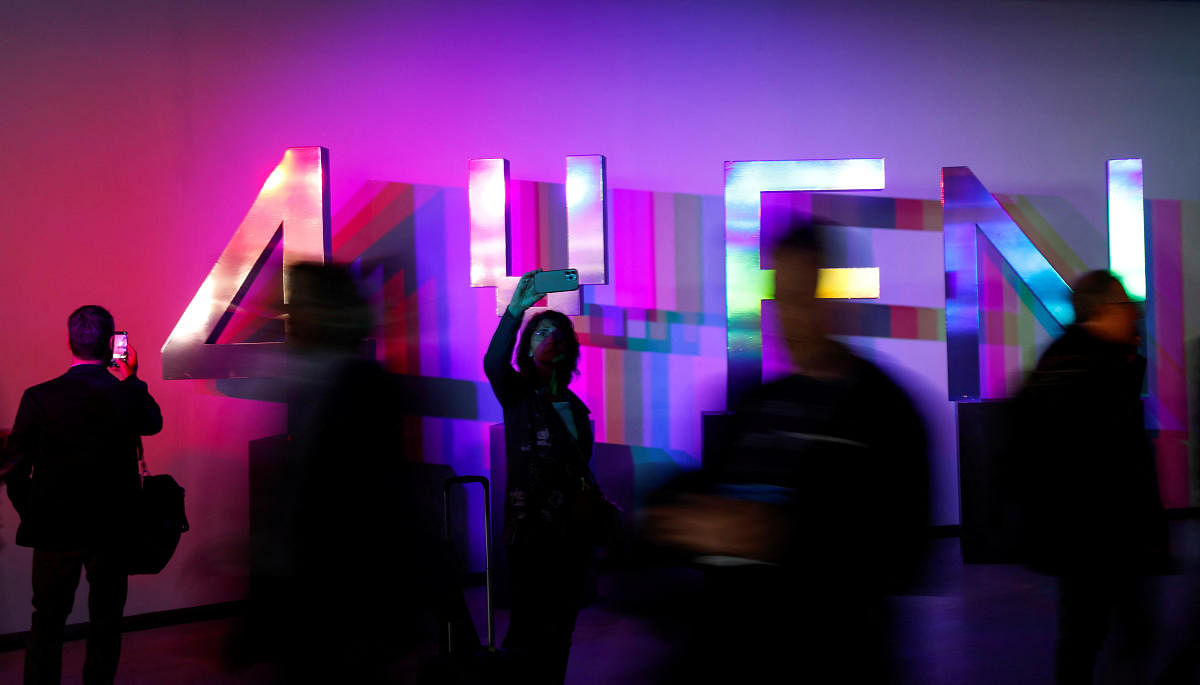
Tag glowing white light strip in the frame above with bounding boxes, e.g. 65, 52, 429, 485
1107, 159, 1146, 300
566, 155, 608, 285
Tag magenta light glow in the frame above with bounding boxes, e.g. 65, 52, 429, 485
468, 158, 523, 313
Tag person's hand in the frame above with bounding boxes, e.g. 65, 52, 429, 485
507, 270, 543, 316
643, 494, 787, 561
108, 345, 139, 382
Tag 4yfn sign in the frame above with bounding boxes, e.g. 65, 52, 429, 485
161, 149, 1151, 407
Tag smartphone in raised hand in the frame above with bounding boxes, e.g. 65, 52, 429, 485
111, 331, 128, 367
533, 268, 580, 294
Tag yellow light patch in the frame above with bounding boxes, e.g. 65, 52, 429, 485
815, 268, 880, 299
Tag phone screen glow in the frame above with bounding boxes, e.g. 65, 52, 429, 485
113, 334, 128, 359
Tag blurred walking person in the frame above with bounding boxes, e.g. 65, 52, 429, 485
646, 220, 930, 683
1013, 270, 1168, 685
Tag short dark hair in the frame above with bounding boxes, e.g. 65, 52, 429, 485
69, 305, 115, 361
771, 217, 826, 259
1071, 270, 1124, 323
516, 309, 580, 383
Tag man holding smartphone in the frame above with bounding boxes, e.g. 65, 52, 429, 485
4, 305, 162, 685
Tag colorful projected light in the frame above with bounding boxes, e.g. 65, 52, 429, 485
724, 158, 886, 403
470, 155, 609, 315
162, 146, 330, 379
815, 267, 881, 299
1108, 159, 1146, 300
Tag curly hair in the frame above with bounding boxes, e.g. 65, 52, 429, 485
515, 309, 580, 384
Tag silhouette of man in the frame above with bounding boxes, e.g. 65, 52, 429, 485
1014, 270, 1168, 685
237, 263, 436, 684
5, 305, 162, 685
647, 220, 930, 683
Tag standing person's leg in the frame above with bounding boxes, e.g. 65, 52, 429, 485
502, 544, 535, 651
1107, 573, 1158, 684
81, 549, 128, 685
1056, 574, 1114, 685
26, 548, 86, 685
503, 544, 589, 685
694, 565, 794, 684
543, 545, 590, 685
503, 545, 561, 683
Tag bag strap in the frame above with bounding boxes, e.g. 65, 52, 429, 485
136, 436, 150, 485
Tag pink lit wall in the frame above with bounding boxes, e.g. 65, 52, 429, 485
2, 0, 1199, 634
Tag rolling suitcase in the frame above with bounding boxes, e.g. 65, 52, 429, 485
418, 475, 511, 684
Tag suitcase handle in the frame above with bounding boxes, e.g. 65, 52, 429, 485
443, 475, 495, 651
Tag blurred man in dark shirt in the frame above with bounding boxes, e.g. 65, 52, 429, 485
1014, 270, 1167, 685
4, 305, 162, 685
235, 262, 439, 684
647, 221, 930, 683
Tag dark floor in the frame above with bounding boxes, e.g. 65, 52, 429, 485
4, 531, 1200, 684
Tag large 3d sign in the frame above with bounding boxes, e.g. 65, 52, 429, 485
469, 155, 609, 315
161, 147, 330, 379
723, 159, 886, 403
944, 159, 1145, 400
163, 148, 1150, 405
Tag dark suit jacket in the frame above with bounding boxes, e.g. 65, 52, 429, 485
1013, 325, 1167, 576
4, 363, 162, 550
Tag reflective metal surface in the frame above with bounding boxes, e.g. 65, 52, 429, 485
1107, 159, 1146, 300
468, 158, 522, 314
566, 155, 608, 286
162, 147, 331, 379
942, 166, 1071, 400
470, 155, 609, 316
723, 158, 886, 404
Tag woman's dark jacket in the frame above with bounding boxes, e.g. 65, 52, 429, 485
484, 309, 597, 547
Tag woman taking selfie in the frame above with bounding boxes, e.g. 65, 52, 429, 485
483, 269, 613, 685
